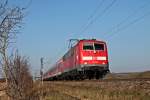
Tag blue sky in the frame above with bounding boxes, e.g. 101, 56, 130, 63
8, 0, 150, 74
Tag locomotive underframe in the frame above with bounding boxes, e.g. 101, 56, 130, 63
44, 64, 109, 81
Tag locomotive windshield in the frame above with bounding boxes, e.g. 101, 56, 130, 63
83, 42, 104, 50
83, 43, 93, 50
94, 43, 104, 50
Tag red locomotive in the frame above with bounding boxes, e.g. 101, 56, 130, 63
43, 39, 109, 80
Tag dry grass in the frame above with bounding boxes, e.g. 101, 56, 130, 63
0, 82, 7, 100
1, 71, 150, 100
105, 71, 150, 79
41, 80, 150, 100
41, 71, 150, 100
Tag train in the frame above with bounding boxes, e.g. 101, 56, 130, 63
43, 39, 109, 80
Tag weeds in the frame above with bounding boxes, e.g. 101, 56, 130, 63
41, 80, 150, 100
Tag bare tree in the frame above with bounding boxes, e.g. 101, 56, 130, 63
6, 52, 35, 100
0, 0, 24, 84
0, 1, 38, 100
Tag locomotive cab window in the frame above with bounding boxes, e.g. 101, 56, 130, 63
94, 43, 104, 50
83, 43, 93, 50
83, 42, 104, 50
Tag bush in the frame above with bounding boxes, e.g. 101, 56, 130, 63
6, 53, 37, 100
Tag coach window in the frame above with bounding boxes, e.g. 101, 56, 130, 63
68, 51, 71, 57
83, 43, 93, 50
63, 54, 67, 61
70, 48, 74, 56
94, 43, 104, 50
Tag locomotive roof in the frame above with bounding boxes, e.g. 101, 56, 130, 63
79, 39, 106, 43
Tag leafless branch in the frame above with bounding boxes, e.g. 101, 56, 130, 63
5, 52, 35, 100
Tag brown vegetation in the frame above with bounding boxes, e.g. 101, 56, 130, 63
0, 0, 24, 84
0, 0, 39, 100
40, 71, 150, 100
0, 53, 41, 100
6, 53, 33, 100
105, 71, 150, 79
41, 79, 150, 100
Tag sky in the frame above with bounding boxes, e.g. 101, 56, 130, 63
6, 0, 150, 75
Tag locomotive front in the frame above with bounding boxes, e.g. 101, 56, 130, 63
78, 39, 109, 79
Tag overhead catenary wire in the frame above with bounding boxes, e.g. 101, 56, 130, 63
69, 0, 105, 39
88, 0, 105, 20
105, 11, 150, 41
78, 0, 105, 34
79, 0, 117, 35
103, 2, 150, 39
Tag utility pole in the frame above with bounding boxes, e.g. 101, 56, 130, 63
40, 57, 44, 85
40, 57, 44, 100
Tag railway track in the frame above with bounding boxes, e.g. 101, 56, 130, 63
45, 78, 150, 83
89, 78, 150, 82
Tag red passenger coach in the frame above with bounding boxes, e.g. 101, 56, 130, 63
43, 39, 109, 80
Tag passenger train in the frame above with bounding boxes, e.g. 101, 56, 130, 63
43, 39, 109, 80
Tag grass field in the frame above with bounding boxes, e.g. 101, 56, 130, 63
41, 71, 150, 100
104, 71, 150, 79
0, 71, 150, 100
42, 80, 150, 100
